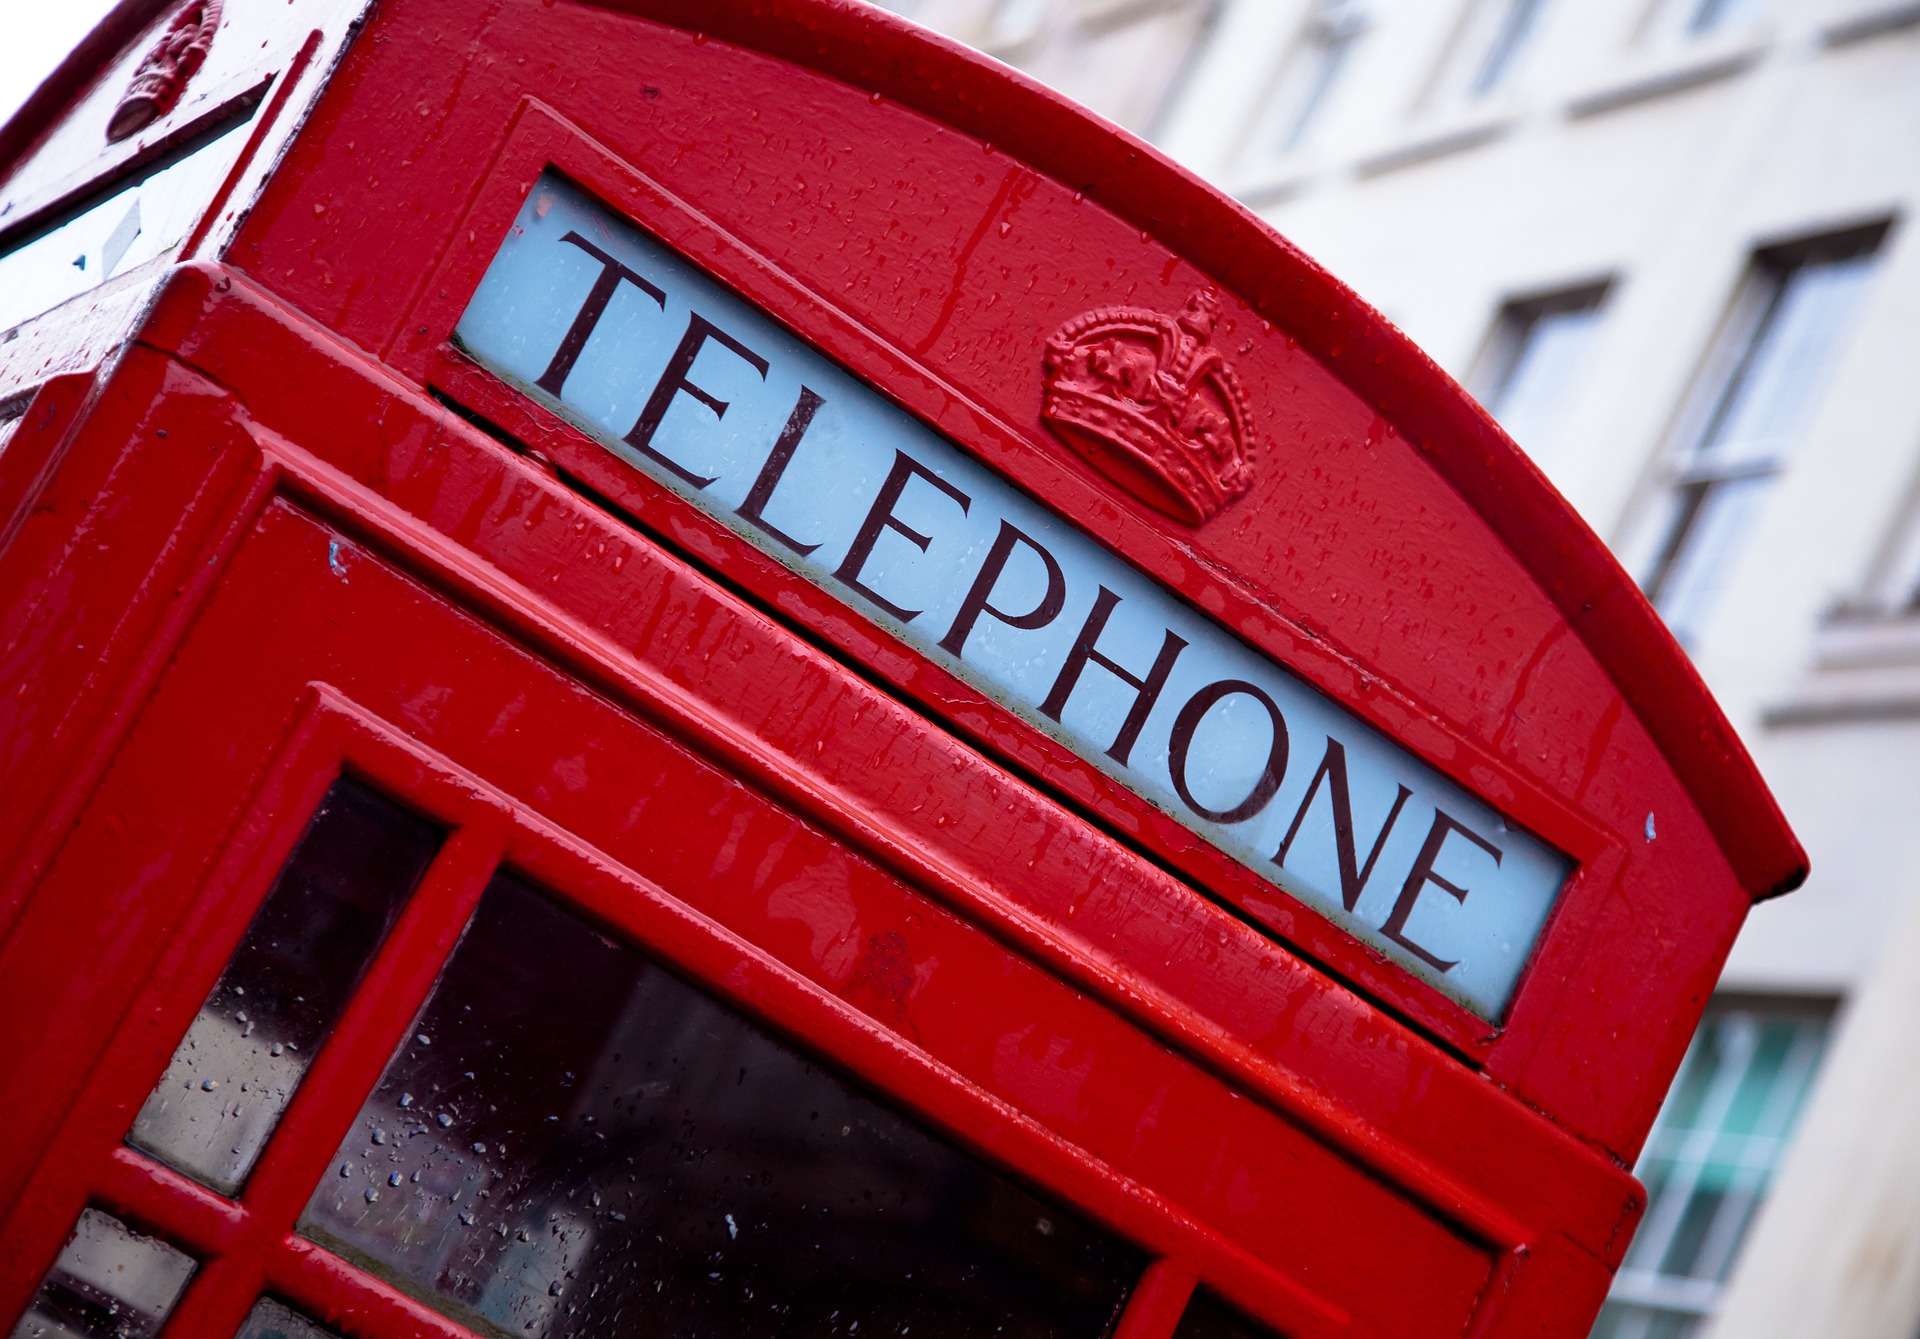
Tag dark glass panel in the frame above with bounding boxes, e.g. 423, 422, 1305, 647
236, 1298, 341, 1339
8, 1209, 195, 1339
1170, 1288, 1274, 1339
129, 776, 443, 1194
303, 871, 1141, 1339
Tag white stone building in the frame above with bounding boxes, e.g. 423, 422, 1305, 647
882, 0, 1920, 1335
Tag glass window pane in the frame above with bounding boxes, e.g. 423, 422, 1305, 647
1649, 474, 1769, 645
1470, 0, 1548, 97
1482, 297, 1605, 468
1171, 1288, 1274, 1339
128, 776, 443, 1196
9, 1208, 196, 1339
236, 1298, 341, 1339
1646, 239, 1881, 635
1685, 0, 1769, 36
1697, 255, 1877, 467
1254, 2, 1370, 159
1588, 1303, 1700, 1339
302, 871, 1143, 1339
1595, 1001, 1832, 1337
0, 112, 256, 339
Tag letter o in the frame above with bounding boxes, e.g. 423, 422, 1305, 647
1167, 679, 1289, 824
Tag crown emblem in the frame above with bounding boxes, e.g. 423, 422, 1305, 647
1041, 289, 1255, 525
107, 0, 222, 143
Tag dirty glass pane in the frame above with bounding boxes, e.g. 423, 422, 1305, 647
301, 870, 1142, 1339
128, 776, 443, 1195
9, 1208, 195, 1339
235, 1297, 340, 1339
1170, 1288, 1272, 1339
0, 114, 255, 339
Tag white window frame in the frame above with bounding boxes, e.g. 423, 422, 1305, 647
1238, 0, 1374, 170
1632, 223, 1889, 646
1468, 280, 1612, 468
1592, 996, 1833, 1339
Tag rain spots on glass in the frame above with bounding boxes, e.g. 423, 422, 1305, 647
234, 1297, 341, 1339
8, 1208, 196, 1339
1169, 1289, 1275, 1339
300, 870, 1143, 1338
127, 776, 443, 1195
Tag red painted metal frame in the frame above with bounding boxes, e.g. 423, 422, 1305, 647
400, 95, 1624, 1064
0, 369, 1521, 1336
0, 1, 1804, 1337
0, 328, 1629, 1338
209, 0, 1765, 1160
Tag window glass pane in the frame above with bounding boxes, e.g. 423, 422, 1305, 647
302, 871, 1143, 1339
1588, 1303, 1699, 1339
0, 112, 256, 339
1594, 1001, 1830, 1339
1646, 240, 1881, 639
1696, 254, 1877, 467
236, 1298, 341, 1339
1171, 1288, 1274, 1339
1685, 0, 1769, 36
128, 776, 443, 1196
1253, 2, 1369, 158
9, 1209, 196, 1339
1479, 294, 1605, 468
1470, 0, 1549, 97
1646, 474, 1768, 645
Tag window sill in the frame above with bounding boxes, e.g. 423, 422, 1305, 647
1822, 0, 1920, 47
1764, 610, 1920, 726
1604, 1267, 1718, 1317
1565, 38, 1768, 119
1230, 157, 1322, 208
1352, 107, 1516, 179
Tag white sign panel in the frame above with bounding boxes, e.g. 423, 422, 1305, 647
455, 172, 1573, 1019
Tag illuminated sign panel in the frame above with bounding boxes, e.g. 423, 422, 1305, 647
455, 172, 1573, 1018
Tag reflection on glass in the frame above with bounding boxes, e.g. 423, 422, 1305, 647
0, 113, 254, 337
302, 871, 1142, 1339
236, 1297, 341, 1339
128, 777, 442, 1195
8, 1209, 196, 1339
1170, 1289, 1273, 1339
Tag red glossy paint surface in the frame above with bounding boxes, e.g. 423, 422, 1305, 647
0, 3, 1798, 1338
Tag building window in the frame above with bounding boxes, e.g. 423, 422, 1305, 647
1245, 0, 1373, 161
1591, 997, 1832, 1339
1638, 224, 1887, 645
987, 0, 1054, 48
1642, 0, 1772, 45
1470, 282, 1610, 470
1431, 0, 1554, 107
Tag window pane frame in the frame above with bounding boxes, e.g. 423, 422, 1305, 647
1639, 224, 1888, 643
1594, 996, 1833, 1338
4, 683, 1186, 1339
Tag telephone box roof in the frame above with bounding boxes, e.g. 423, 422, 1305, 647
0, 0, 1803, 941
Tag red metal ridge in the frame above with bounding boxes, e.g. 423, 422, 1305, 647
595, 0, 1807, 903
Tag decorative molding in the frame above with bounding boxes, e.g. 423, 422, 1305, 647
1821, 0, 1920, 47
1764, 612, 1920, 727
1041, 289, 1255, 525
1565, 41, 1765, 119
1352, 109, 1515, 179
107, 0, 223, 144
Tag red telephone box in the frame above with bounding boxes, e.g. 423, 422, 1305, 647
0, 2, 1805, 1337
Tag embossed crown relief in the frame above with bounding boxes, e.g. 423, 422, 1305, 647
1041, 288, 1256, 526
107, 0, 223, 143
